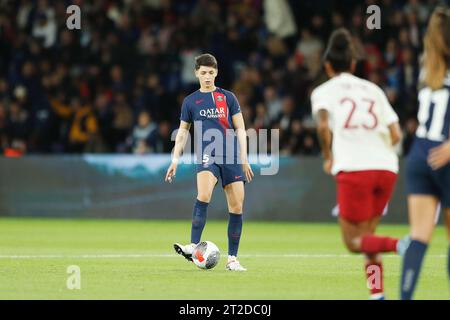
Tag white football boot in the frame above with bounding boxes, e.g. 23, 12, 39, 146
173, 243, 196, 262
226, 256, 247, 271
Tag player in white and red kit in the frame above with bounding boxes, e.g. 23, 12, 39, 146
311, 28, 408, 299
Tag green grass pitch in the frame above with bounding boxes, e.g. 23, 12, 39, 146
0, 218, 448, 300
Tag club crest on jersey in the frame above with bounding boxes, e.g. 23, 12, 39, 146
199, 108, 226, 118
216, 95, 224, 102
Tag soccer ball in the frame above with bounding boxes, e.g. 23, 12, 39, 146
192, 241, 220, 270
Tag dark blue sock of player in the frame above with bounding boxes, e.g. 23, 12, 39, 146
400, 239, 428, 300
190, 200, 208, 244
228, 213, 243, 257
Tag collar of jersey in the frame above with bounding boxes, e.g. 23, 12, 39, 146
198, 88, 220, 94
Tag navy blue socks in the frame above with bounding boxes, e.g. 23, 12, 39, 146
228, 212, 243, 257
191, 202, 243, 257
190, 200, 208, 244
400, 239, 428, 300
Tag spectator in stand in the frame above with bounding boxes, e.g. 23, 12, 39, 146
0, 1, 440, 156
148, 120, 173, 153
128, 111, 157, 154
275, 96, 297, 151
110, 92, 134, 152
50, 96, 98, 153
253, 103, 271, 131
263, 85, 283, 122
7, 100, 29, 147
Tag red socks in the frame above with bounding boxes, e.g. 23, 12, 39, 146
360, 235, 398, 254
360, 235, 395, 298
366, 261, 384, 296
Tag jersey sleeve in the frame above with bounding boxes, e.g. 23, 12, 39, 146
180, 98, 192, 123
227, 92, 241, 116
378, 88, 399, 126
311, 87, 332, 116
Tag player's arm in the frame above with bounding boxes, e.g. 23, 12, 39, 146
165, 120, 191, 182
316, 109, 333, 175
428, 128, 450, 170
232, 112, 254, 183
379, 87, 402, 146
388, 122, 402, 146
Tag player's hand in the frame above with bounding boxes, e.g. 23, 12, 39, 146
323, 158, 332, 175
165, 162, 177, 183
242, 162, 254, 183
428, 141, 450, 170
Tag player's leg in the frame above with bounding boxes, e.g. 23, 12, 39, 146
338, 171, 398, 299
439, 166, 450, 285
364, 217, 385, 299
400, 195, 438, 300
338, 218, 372, 253
400, 156, 442, 299
359, 171, 401, 255
336, 172, 372, 253
174, 169, 218, 262
191, 170, 218, 243
337, 171, 399, 254
224, 181, 246, 271
339, 217, 390, 299
364, 252, 384, 299
445, 208, 450, 284
357, 224, 400, 254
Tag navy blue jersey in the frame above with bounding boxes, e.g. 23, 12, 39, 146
409, 73, 450, 160
406, 72, 450, 206
180, 87, 241, 160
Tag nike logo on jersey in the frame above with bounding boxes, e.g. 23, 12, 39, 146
195, 99, 204, 104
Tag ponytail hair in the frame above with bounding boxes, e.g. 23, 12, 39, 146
323, 28, 357, 73
423, 6, 450, 90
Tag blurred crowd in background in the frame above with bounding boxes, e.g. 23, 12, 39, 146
0, 0, 444, 156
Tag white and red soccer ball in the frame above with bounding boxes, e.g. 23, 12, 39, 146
192, 241, 220, 270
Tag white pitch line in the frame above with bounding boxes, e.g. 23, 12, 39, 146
0, 253, 446, 259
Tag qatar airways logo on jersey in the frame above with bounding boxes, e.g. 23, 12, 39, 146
170, 121, 280, 176
199, 107, 226, 118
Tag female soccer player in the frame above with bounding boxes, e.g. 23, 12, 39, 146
165, 53, 254, 271
311, 28, 405, 299
400, 7, 450, 300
